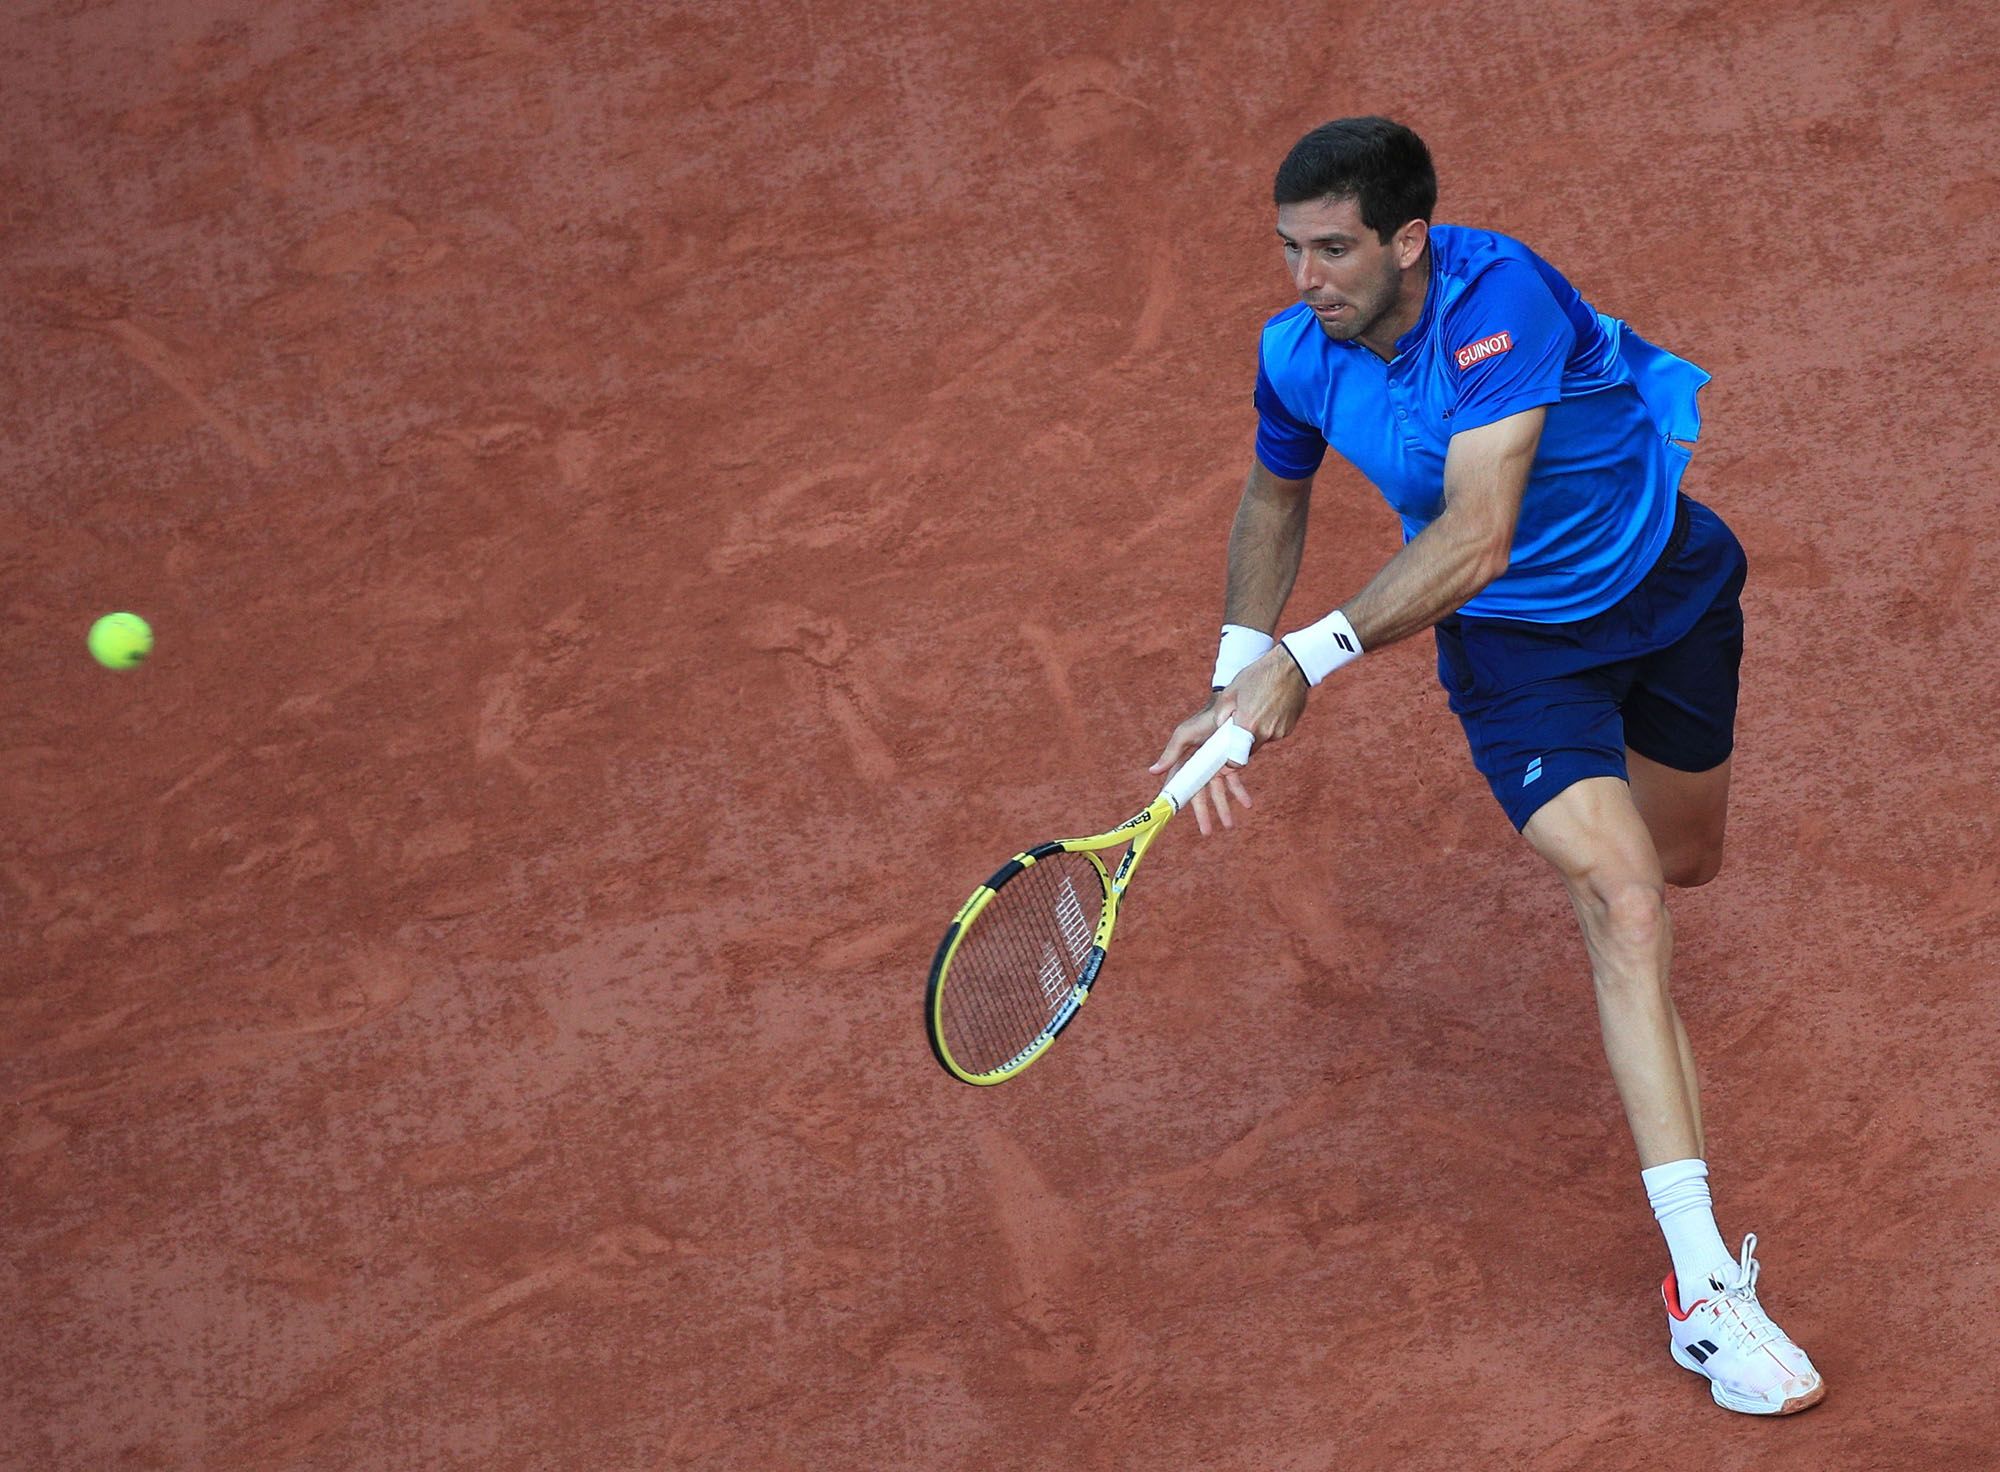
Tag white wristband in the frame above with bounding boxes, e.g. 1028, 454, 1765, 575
1279, 609, 1363, 686
1211, 624, 1275, 689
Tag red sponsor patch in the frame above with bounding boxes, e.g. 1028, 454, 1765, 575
1454, 330, 1514, 370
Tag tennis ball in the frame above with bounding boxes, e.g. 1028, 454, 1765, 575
88, 611, 153, 669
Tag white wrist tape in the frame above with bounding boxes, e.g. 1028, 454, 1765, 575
1279, 609, 1363, 686
1211, 623, 1275, 689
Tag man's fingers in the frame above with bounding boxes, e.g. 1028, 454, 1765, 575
1194, 772, 1250, 834
1150, 721, 1205, 774
1225, 769, 1253, 808
1151, 706, 1225, 773
1161, 711, 1256, 835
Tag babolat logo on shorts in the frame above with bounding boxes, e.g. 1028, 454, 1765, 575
1454, 331, 1514, 369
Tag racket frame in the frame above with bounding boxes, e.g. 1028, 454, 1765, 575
925, 796, 1173, 1085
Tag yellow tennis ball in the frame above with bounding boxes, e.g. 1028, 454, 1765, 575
88, 612, 153, 669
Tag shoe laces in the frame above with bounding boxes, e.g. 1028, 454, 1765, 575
1701, 1233, 1781, 1352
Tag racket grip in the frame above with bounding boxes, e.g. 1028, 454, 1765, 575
1160, 718, 1253, 811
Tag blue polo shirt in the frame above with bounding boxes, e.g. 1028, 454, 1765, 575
1253, 224, 1711, 623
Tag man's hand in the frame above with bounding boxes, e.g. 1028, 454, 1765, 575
1147, 648, 1307, 836
1215, 646, 1309, 747
1148, 695, 1254, 836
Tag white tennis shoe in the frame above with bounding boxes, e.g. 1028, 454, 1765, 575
1663, 1234, 1825, 1415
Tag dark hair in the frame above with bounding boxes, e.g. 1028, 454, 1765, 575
1273, 117, 1436, 242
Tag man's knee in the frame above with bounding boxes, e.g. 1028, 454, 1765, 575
1528, 777, 1676, 947
1585, 874, 1670, 949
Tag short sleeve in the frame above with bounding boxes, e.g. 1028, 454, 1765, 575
1445, 260, 1575, 433
1253, 357, 1326, 480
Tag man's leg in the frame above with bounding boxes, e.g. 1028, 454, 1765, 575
1624, 748, 1733, 1148
1627, 748, 1731, 889
1521, 774, 1697, 1166
1523, 771, 1825, 1412
1522, 771, 1742, 1330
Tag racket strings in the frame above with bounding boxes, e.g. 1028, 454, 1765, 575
950, 860, 1095, 1070
940, 851, 1108, 1077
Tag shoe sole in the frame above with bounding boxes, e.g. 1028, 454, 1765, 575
1670, 1341, 1826, 1416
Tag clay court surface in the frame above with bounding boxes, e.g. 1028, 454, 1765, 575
5, 0, 1999, 1466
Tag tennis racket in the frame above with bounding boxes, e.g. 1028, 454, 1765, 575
925, 717, 1254, 1085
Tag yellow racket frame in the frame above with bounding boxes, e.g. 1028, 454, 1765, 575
925, 796, 1173, 1085
924, 714, 1251, 1086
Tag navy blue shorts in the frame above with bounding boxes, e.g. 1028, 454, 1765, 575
1434, 495, 1747, 831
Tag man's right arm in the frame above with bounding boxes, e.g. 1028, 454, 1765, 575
1148, 460, 1314, 834
1222, 460, 1315, 637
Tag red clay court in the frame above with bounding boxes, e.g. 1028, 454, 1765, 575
5, 1, 1998, 1467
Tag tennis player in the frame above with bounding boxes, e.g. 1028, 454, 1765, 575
1150, 117, 1823, 1415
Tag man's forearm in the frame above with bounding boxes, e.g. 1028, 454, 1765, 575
1341, 507, 1508, 649
1222, 465, 1312, 632
1326, 410, 1540, 656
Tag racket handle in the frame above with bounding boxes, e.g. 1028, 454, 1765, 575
1160, 718, 1253, 811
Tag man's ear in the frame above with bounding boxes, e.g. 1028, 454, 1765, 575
1396, 217, 1429, 270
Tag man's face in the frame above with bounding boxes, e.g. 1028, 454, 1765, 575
1275, 195, 1409, 343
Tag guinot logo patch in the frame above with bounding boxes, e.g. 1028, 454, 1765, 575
1454, 331, 1514, 370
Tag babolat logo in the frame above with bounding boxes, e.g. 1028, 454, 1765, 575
1114, 810, 1155, 832
1454, 330, 1514, 369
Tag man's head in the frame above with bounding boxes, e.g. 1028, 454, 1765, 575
1273, 117, 1435, 346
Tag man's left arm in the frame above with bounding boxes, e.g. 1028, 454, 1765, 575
1215, 407, 1545, 742
1340, 406, 1545, 649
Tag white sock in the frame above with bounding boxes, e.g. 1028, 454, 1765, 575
1641, 1157, 1734, 1311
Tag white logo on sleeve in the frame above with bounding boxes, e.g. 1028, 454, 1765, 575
1454, 330, 1515, 369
